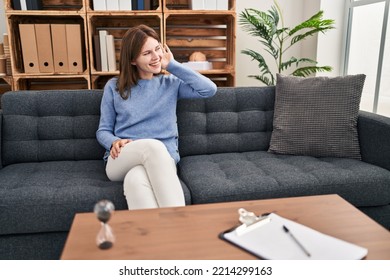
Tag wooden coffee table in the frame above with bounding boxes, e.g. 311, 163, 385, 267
60, 194, 390, 260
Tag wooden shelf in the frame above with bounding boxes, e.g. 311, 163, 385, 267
4, 0, 236, 89
12, 75, 90, 90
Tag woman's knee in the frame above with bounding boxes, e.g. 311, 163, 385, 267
123, 166, 148, 194
136, 139, 171, 161
142, 139, 167, 153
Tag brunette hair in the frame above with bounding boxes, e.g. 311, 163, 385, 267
117, 24, 161, 99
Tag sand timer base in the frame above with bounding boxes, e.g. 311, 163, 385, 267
96, 222, 115, 249
98, 241, 113, 250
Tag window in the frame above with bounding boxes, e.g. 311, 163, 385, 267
344, 0, 390, 116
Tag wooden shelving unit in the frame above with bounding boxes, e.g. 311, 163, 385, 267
4, 0, 236, 90
4, 0, 89, 90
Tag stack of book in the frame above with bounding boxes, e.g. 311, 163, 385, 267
93, 0, 155, 10
0, 43, 5, 76
190, 0, 228, 10
2, 34, 12, 76
93, 30, 117, 72
12, 0, 42, 10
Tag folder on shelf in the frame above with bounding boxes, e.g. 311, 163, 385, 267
131, 0, 138, 10
99, 30, 108, 72
93, 0, 107, 11
137, 0, 144, 10
12, 0, 22, 10
204, 0, 216, 10
19, 24, 40, 73
26, 0, 43, 10
216, 0, 228, 10
144, 0, 151, 10
190, 0, 204, 10
66, 24, 84, 73
51, 24, 69, 73
93, 34, 102, 72
106, 34, 117, 72
20, 0, 27, 10
119, 0, 132, 10
34, 24, 54, 73
106, 0, 119, 10
219, 210, 368, 260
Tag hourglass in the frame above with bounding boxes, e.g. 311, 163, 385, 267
94, 200, 115, 249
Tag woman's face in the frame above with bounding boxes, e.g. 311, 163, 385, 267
132, 37, 163, 80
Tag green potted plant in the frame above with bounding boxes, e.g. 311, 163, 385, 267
239, 1, 335, 86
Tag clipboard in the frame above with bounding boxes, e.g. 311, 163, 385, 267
219, 208, 368, 260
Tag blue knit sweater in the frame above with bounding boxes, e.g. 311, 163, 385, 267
96, 59, 217, 163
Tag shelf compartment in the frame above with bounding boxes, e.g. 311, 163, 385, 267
13, 75, 90, 90
91, 74, 117, 89
6, 14, 89, 75
5, 0, 85, 12
163, 0, 235, 11
164, 13, 235, 74
85, 0, 162, 12
88, 14, 163, 74
203, 72, 234, 87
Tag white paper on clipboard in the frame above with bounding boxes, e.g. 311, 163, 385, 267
220, 212, 368, 260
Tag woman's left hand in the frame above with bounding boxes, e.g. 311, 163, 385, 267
160, 44, 174, 69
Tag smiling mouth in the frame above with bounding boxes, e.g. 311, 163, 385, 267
150, 61, 160, 67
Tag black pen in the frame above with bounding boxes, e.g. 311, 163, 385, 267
283, 225, 311, 257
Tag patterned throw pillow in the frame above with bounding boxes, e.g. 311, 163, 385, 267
268, 74, 366, 159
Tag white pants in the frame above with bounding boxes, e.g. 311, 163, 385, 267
106, 139, 185, 210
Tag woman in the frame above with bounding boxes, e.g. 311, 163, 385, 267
96, 25, 217, 210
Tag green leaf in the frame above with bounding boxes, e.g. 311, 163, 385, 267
239, 9, 276, 41
248, 75, 275, 86
289, 11, 333, 35
291, 66, 333, 77
289, 11, 335, 45
241, 49, 272, 73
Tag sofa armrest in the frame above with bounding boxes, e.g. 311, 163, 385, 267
0, 109, 2, 169
358, 111, 390, 171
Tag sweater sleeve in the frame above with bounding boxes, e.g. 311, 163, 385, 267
96, 82, 121, 151
166, 59, 217, 99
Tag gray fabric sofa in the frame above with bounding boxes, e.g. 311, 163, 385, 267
0, 87, 389, 260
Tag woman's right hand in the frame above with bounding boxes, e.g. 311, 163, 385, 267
110, 139, 132, 159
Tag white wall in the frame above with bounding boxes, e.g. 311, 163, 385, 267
316, 0, 346, 77
236, 0, 346, 85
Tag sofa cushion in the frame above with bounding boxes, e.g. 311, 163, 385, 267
178, 152, 390, 207
177, 87, 275, 157
268, 74, 365, 160
0, 160, 127, 235
1, 90, 105, 166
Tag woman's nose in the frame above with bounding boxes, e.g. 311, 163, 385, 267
152, 50, 160, 59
